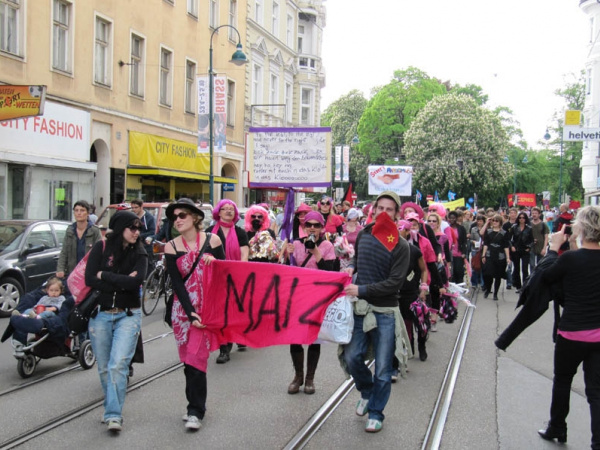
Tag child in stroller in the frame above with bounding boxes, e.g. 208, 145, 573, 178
1, 277, 96, 378
14, 277, 67, 320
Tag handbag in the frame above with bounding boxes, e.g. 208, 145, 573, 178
471, 249, 482, 271
164, 233, 212, 328
317, 295, 354, 344
68, 240, 106, 303
67, 289, 101, 334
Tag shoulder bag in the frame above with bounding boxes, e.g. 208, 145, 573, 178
67, 240, 105, 303
164, 233, 212, 328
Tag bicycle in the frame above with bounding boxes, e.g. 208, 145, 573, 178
142, 241, 172, 316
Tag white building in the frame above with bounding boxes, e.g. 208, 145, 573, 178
580, 0, 600, 205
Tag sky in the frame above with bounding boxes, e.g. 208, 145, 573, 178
320, 0, 590, 147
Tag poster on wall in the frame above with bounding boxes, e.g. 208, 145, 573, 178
197, 75, 227, 153
247, 127, 332, 187
0, 85, 47, 122
367, 165, 413, 196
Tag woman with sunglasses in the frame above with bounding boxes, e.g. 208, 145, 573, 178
318, 197, 344, 235
84, 211, 148, 432
509, 212, 534, 294
481, 214, 511, 300
245, 205, 278, 262
425, 212, 451, 331
284, 211, 337, 395
164, 198, 225, 431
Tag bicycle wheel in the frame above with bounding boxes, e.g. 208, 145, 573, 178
158, 273, 172, 307
142, 267, 162, 316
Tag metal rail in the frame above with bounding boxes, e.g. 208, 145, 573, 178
421, 288, 478, 449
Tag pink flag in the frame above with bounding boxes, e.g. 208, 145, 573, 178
201, 260, 351, 348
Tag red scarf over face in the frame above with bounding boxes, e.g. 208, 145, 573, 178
212, 220, 241, 261
372, 211, 399, 251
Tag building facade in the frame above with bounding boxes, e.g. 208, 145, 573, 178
0, 0, 247, 220
580, 0, 600, 205
244, 0, 326, 206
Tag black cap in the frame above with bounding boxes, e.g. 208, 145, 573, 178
165, 198, 205, 221
109, 211, 140, 235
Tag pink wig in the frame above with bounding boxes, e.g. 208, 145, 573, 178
428, 202, 447, 219
213, 199, 240, 223
244, 205, 270, 232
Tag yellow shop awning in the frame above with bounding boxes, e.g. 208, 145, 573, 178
128, 168, 237, 184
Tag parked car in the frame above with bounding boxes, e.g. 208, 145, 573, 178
96, 202, 214, 235
0, 220, 71, 317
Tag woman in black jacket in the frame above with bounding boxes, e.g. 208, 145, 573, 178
510, 212, 534, 293
85, 211, 148, 433
537, 206, 600, 448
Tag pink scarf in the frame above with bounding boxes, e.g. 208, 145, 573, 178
212, 220, 241, 261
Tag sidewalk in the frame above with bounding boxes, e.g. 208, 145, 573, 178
443, 286, 591, 449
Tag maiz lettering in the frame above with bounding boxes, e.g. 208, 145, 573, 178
221, 273, 344, 334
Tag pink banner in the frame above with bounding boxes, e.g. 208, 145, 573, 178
201, 260, 350, 347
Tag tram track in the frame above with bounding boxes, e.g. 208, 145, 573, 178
284, 287, 479, 450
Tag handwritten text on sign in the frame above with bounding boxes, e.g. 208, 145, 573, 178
201, 260, 350, 347
248, 127, 332, 187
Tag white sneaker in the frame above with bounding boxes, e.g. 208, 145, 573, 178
391, 369, 399, 383
185, 415, 201, 430
365, 418, 383, 433
356, 398, 369, 416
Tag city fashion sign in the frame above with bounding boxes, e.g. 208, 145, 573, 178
563, 126, 600, 141
0, 101, 90, 161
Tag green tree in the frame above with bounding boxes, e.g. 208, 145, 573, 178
404, 93, 512, 205
357, 67, 447, 165
320, 90, 368, 197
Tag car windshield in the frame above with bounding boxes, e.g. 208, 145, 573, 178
0, 224, 26, 253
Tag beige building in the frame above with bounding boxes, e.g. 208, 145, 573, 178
0, 0, 247, 219
244, 0, 326, 205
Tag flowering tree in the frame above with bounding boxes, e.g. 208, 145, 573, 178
404, 93, 511, 204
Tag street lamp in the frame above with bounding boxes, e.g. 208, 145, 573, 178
208, 25, 248, 206
544, 127, 564, 204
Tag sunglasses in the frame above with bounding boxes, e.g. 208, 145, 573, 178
305, 222, 322, 229
173, 212, 190, 220
321, 202, 331, 206
251, 215, 264, 219
128, 226, 142, 232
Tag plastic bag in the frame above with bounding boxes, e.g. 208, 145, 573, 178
317, 295, 354, 344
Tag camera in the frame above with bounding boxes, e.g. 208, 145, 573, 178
304, 234, 317, 250
564, 225, 572, 235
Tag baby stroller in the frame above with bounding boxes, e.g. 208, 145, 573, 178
1, 286, 96, 378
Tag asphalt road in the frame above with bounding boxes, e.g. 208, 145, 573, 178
0, 285, 593, 449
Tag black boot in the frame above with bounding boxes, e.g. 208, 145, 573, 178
418, 337, 427, 361
304, 345, 320, 395
538, 424, 567, 443
288, 347, 304, 394
216, 344, 230, 364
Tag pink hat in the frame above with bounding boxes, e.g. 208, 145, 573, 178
400, 202, 424, 219
295, 203, 312, 214
304, 211, 325, 226
405, 212, 421, 222
397, 220, 412, 231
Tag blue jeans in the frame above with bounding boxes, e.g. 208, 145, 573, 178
343, 312, 396, 422
89, 309, 141, 423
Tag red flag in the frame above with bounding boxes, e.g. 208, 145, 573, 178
343, 182, 356, 206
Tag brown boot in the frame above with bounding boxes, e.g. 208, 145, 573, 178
304, 344, 320, 395
288, 348, 304, 394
